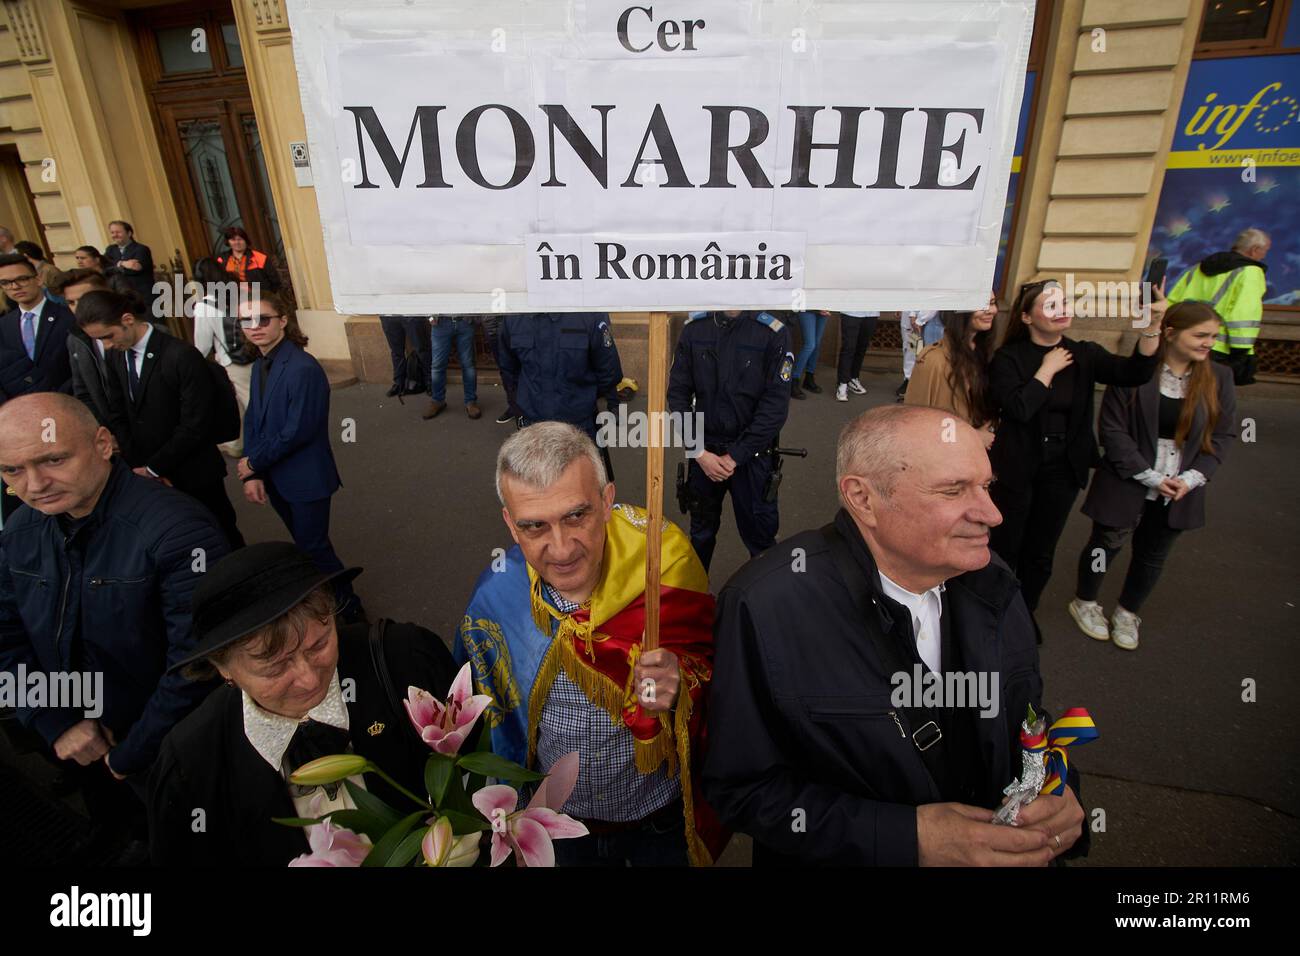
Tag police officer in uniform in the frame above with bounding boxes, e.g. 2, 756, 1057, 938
668, 310, 793, 571
497, 312, 624, 476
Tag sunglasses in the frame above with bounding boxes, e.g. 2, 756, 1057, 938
238, 313, 282, 329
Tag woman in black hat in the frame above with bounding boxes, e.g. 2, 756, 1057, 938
147, 542, 461, 866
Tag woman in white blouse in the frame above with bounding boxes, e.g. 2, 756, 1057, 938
1069, 302, 1237, 650
191, 256, 255, 457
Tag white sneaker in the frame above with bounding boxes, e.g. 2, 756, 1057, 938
1068, 599, 1110, 642
1111, 608, 1140, 650
835, 384, 848, 402
848, 378, 867, 395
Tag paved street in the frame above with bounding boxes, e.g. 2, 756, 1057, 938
218, 370, 1300, 866
4, 369, 1296, 866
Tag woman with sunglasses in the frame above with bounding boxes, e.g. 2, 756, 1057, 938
987, 279, 1164, 642
235, 293, 365, 624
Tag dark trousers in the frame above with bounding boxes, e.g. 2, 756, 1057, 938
1075, 498, 1183, 613
180, 478, 245, 550
379, 315, 432, 394
686, 455, 777, 571
837, 315, 878, 385
481, 315, 519, 416
265, 482, 358, 610
989, 444, 1079, 613
551, 805, 689, 867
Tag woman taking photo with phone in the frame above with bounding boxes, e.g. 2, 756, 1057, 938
988, 279, 1164, 641
904, 291, 999, 446
1068, 301, 1236, 650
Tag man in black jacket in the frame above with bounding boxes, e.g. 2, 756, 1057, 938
102, 220, 155, 310
0, 392, 229, 855
0, 253, 75, 403
49, 269, 114, 426
76, 289, 243, 548
703, 405, 1086, 866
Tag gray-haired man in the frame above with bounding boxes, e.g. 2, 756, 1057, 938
704, 404, 1087, 866
453, 421, 723, 866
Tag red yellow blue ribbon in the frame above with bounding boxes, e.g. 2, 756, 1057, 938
1038, 707, 1098, 795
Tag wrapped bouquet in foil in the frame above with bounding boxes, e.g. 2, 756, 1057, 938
995, 705, 1098, 826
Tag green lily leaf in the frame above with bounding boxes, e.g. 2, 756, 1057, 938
440, 809, 492, 835
362, 811, 427, 868
457, 751, 546, 783
345, 779, 407, 828
388, 827, 430, 868
425, 754, 455, 808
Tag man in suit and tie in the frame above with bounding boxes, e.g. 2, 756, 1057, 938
74, 289, 243, 549
102, 220, 155, 311
234, 292, 364, 622
0, 252, 76, 522
49, 269, 114, 426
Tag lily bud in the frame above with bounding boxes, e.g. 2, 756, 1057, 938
289, 753, 370, 786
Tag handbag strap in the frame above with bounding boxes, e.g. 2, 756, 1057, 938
367, 617, 404, 724
819, 524, 952, 793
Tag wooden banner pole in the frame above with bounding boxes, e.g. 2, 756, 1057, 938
643, 312, 669, 652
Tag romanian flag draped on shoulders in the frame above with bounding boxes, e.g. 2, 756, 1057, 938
454, 503, 726, 865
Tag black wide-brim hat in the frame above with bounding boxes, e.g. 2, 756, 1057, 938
171, 541, 362, 672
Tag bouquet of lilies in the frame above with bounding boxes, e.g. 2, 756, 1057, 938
278, 662, 588, 867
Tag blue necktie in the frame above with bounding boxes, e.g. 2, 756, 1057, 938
127, 348, 140, 401
20, 312, 36, 360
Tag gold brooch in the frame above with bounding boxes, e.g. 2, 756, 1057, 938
367, 721, 385, 737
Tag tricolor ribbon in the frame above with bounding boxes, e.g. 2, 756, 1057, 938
1032, 707, 1098, 796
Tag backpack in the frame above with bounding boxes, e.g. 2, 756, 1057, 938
205, 360, 242, 443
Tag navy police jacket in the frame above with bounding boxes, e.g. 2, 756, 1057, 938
496, 313, 623, 432
667, 311, 793, 462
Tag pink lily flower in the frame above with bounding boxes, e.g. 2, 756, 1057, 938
403, 663, 492, 756
470, 751, 588, 867
421, 816, 481, 867
288, 816, 371, 867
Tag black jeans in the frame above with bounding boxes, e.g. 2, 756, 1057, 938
989, 442, 1080, 613
379, 315, 432, 393
551, 803, 689, 867
837, 315, 878, 385
480, 315, 519, 415
1075, 497, 1183, 613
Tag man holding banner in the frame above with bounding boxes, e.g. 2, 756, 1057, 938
455, 423, 724, 865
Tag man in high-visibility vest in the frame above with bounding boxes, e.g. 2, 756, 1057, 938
1166, 227, 1270, 384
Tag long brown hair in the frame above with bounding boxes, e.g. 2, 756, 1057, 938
246, 290, 308, 353
941, 310, 996, 428
1161, 301, 1222, 455
1000, 279, 1060, 348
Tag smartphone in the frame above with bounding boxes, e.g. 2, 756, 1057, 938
1145, 257, 1168, 292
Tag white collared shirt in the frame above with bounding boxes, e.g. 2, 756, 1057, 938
241, 671, 361, 818
19, 296, 47, 323
878, 571, 945, 674
128, 323, 153, 380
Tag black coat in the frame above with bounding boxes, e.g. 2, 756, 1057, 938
147, 620, 461, 867
989, 336, 1159, 491
103, 240, 155, 306
0, 299, 76, 400
0, 460, 230, 774
67, 327, 113, 425
102, 325, 227, 491
702, 509, 1083, 866
1082, 362, 1236, 531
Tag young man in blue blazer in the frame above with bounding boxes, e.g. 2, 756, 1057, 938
235, 292, 365, 622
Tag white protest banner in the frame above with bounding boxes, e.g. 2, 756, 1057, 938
287, 0, 1035, 313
